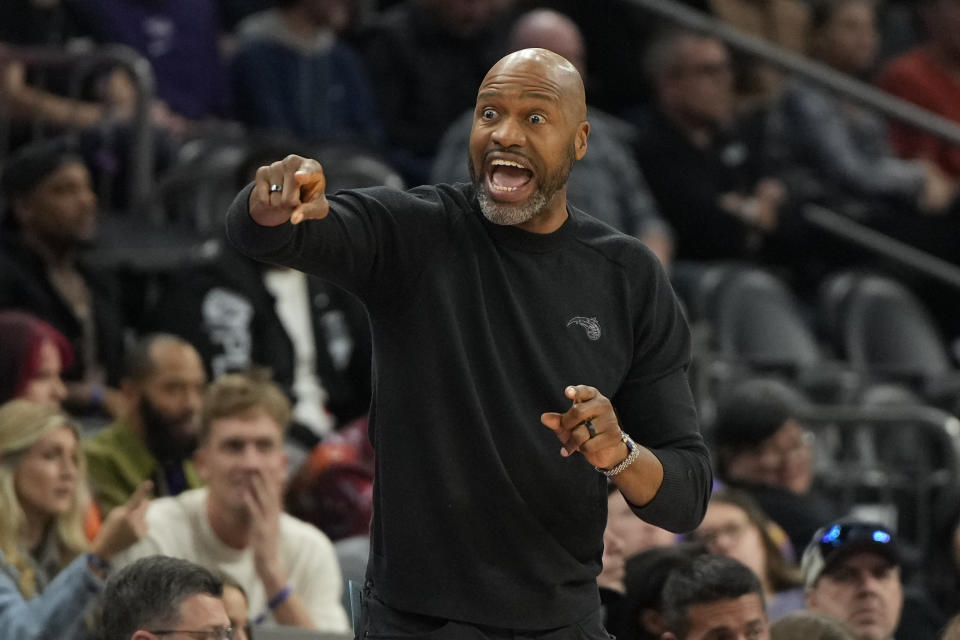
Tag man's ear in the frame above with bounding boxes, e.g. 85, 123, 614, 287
574, 121, 590, 161
641, 608, 667, 636
131, 631, 155, 640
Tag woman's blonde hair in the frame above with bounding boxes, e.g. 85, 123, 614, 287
0, 399, 90, 597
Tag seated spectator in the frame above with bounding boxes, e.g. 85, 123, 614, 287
220, 573, 252, 640
230, 0, 383, 148
636, 28, 789, 263
599, 509, 628, 604
661, 553, 771, 640
801, 519, 904, 640
607, 488, 678, 560
712, 378, 843, 554
802, 518, 944, 640
112, 373, 350, 632
925, 497, 960, 620
766, 0, 957, 221
65, 0, 229, 137
359, 0, 512, 185
605, 542, 707, 640
430, 8, 675, 266
0, 0, 138, 150
943, 613, 960, 640
83, 334, 206, 514
708, 0, 811, 109
0, 399, 150, 640
690, 487, 805, 621
0, 310, 71, 406
97, 555, 229, 640
877, 0, 960, 180
771, 610, 856, 639
0, 139, 128, 416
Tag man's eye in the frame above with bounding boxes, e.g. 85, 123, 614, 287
529, 113, 546, 124
482, 109, 497, 120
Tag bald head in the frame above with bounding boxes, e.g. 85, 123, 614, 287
507, 10, 586, 76
470, 47, 590, 233
481, 48, 587, 122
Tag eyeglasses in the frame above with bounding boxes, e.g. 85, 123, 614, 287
817, 523, 893, 558
148, 628, 234, 640
692, 519, 751, 548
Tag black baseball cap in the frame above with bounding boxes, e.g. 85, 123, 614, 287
800, 519, 900, 589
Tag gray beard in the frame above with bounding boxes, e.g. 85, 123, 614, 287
470, 149, 574, 227
476, 187, 549, 226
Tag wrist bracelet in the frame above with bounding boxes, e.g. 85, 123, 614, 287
267, 584, 292, 610
595, 432, 642, 478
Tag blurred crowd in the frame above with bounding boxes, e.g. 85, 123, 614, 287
3, 0, 960, 638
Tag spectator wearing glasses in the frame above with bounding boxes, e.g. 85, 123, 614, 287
98, 555, 232, 640
712, 378, 843, 554
691, 487, 805, 622
636, 27, 789, 264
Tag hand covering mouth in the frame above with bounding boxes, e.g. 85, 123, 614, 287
487, 157, 534, 192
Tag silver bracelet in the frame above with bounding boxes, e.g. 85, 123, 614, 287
595, 432, 641, 477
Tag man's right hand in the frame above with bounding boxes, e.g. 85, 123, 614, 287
250, 154, 329, 227
89, 480, 152, 562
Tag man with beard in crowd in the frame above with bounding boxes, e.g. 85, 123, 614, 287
84, 333, 207, 513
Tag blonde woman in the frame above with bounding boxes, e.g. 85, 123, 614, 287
691, 487, 805, 622
0, 399, 150, 639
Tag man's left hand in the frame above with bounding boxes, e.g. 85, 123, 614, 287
541, 385, 629, 471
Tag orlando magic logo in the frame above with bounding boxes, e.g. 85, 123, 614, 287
566, 316, 601, 341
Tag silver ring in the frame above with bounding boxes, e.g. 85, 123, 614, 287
269, 184, 283, 194
584, 420, 597, 439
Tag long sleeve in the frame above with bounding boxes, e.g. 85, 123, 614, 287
0, 553, 101, 640
778, 82, 926, 200
614, 256, 711, 532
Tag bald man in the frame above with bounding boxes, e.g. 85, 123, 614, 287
226, 48, 711, 637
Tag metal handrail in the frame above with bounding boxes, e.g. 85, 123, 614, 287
798, 404, 960, 553
803, 204, 960, 290
627, 0, 960, 148
0, 43, 155, 210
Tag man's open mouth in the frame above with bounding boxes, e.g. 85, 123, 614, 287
485, 157, 534, 202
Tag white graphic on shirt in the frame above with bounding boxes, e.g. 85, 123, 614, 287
566, 316, 601, 341
202, 288, 254, 377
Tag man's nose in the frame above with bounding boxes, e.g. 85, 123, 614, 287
491, 117, 525, 148
239, 444, 263, 468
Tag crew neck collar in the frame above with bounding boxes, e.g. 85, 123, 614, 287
475, 199, 575, 254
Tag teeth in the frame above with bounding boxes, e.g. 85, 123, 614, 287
491, 184, 519, 192
491, 159, 526, 169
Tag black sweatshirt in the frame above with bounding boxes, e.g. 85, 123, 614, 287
227, 181, 711, 629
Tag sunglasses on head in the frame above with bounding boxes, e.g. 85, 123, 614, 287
817, 523, 893, 557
